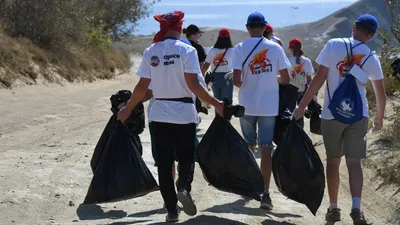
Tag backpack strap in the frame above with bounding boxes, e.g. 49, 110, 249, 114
242, 38, 264, 69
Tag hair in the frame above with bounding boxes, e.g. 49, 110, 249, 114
355, 22, 374, 36
182, 28, 193, 38
213, 36, 233, 49
263, 31, 272, 40
247, 24, 265, 30
292, 47, 304, 64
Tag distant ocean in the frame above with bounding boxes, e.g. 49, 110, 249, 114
133, 0, 357, 35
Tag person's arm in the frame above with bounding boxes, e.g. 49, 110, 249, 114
277, 47, 291, 84
277, 69, 290, 84
298, 65, 329, 109
233, 69, 242, 87
372, 79, 386, 121
142, 89, 153, 103
201, 62, 211, 76
125, 78, 151, 111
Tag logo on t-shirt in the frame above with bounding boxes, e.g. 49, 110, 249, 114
213, 52, 228, 66
336, 54, 366, 76
291, 63, 305, 79
249, 49, 272, 75
150, 56, 160, 67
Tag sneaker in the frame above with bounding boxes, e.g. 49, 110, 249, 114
260, 192, 273, 210
177, 190, 197, 216
165, 210, 179, 223
325, 207, 341, 222
350, 209, 371, 225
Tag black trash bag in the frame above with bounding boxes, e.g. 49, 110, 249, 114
274, 84, 299, 145
308, 99, 322, 135
90, 90, 145, 173
84, 121, 159, 204
197, 115, 264, 201
272, 120, 325, 215
110, 90, 145, 135
90, 115, 117, 173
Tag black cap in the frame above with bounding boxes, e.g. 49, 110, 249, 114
183, 24, 203, 35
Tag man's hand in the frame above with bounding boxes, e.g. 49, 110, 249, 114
292, 106, 305, 120
215, 101, 224, 117
117, 106, 131, 123
371, 116, 383, 132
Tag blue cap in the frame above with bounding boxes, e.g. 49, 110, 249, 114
356, 14, 378, 33
179, 38, 191, 45
247, 12, 267, 25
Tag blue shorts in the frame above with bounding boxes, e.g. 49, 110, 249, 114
239, 115, 276, 146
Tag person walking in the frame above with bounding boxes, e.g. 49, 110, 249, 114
183, 24, 206, 67
201, 28, 234, 105
293, 14, 386, 225
231, 12, 291, 210
287, 38, 315, 128
117, 10, 224, 223
263, 24, 284, 48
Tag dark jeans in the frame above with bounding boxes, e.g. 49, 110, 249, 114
212, 72, 233, 104
151, 122, 196, 213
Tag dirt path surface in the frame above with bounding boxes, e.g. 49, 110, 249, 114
0, 57, 397, 225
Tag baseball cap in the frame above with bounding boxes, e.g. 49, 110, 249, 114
265, 24, 274, 33
247, 12, 267, 25
289, 38, 302, 49
356, 14, 378, 33
219, 28, 230, 38
183, 24, 203, 34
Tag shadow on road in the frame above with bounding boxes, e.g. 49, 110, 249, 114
76, 204, 128, 221
203, 199, 303, 219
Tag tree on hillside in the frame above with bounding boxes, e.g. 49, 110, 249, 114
386, 0, 400, 43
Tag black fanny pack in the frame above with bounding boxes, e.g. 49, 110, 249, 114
156, 97, 194, 104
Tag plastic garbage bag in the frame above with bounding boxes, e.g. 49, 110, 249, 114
84, 121, 159, 204
272, 120, 325, 215
307, 99, 322, 135
90, 90, 145, 173
196, 113, 264, 201
110, 90, 145, 135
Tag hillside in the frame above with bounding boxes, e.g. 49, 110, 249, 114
127, 0, 391, 59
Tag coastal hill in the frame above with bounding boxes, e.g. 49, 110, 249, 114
128, 0, 391, 59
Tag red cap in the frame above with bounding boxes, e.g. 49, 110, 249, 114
265, 24, 273, 33
289, 38, 302, 48
219, 28, 230, 38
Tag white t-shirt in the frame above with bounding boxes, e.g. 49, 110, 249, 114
205, 48, 234, 73
230, 37, 292, 116
271, 36, 284, 48
315, 37, 384, 120
288, 56, 315, 92
137, 39, 201, 124
147, 73, 206, 123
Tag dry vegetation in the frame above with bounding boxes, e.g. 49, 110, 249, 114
0, 0, 157, 88
364, 0, 400, 194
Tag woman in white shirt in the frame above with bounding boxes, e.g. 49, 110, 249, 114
287, 38, 315, 128
201, 28, 234, 105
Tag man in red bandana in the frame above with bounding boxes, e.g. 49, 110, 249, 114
118, 10, 224, 223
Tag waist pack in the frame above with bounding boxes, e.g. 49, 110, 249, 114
327, 38, 373, 124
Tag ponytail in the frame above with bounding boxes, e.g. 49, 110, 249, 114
293, 47, 304, 64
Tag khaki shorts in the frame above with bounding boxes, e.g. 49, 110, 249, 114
321, 118, 368, 158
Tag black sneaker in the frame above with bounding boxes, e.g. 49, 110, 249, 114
165, 210, 179, 223
260, 192, 273, 210
325, 207, 341, 222
350, 209, 371, 225
177, 190, 197, 216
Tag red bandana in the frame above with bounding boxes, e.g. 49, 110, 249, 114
152, 11, 185, 44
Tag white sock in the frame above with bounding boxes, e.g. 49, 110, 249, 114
330, 203, 338, 210
352, 197, 361, 210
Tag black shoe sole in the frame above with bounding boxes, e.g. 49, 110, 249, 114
177, 192, 197, 216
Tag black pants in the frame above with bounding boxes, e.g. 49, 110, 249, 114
151, 122, 196, 212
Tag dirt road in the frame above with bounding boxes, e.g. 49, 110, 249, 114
0, 58, 397, 225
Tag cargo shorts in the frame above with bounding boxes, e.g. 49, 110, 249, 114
321, 117, 368, 158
